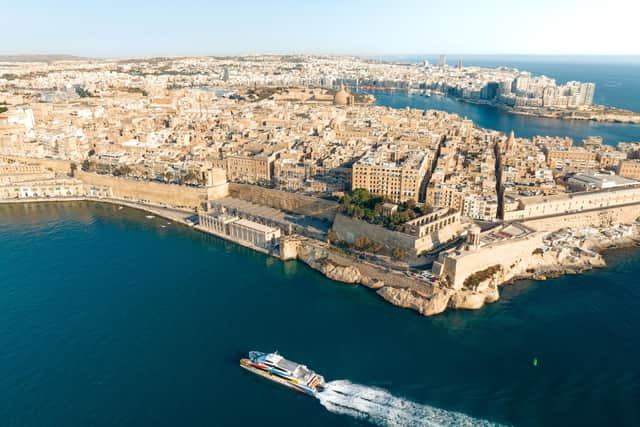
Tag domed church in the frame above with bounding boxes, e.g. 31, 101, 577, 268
333, 83, 355, 106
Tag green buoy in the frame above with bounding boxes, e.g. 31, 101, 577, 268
532, 357, 539, 367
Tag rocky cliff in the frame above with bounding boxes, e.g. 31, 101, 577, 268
296, 243, 361, 284
292, 227, 633, 318
376, 286, 453, 316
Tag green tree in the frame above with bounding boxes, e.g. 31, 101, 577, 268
370, 242, 383, 253
114, 165, 132, 176
354, 236, 372, 250
184, 171, 199, 184
391, 247, 407, 260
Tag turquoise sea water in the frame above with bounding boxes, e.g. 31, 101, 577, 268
1, 202, 640, 426
368, 56, 640, 145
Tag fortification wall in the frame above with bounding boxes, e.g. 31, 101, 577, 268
443, 232, 545, 289
228, 183, 337, 220
522, 203, 640, 231
75, 170, 209, 209
1, 157, 229, 209
332, 213, 461, 255
1, 155, 72, 174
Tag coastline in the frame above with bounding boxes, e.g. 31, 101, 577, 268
4, 197, 640, 319
0, 196, 276, 256
278, 223, 640, 317
392, 89, 640, 124
457, 97, 640, 124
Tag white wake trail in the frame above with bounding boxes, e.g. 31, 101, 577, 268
316, 380, 504, 427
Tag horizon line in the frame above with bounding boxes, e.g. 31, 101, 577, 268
2, 53, 640, 60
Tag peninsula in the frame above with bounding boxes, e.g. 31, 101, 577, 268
2, 55, 640, 318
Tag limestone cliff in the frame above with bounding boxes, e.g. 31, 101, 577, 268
290, 226, 632, 318
296, 243, 361, 284
376, 286, 453, 316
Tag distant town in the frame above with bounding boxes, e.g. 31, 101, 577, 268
2, 54, 640, 316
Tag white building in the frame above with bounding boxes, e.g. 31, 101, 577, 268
566, 172, 637, 192
228, 218, 281, 249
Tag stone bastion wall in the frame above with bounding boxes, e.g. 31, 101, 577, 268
522, 203, 640, 231
1, 155, 73, 174
228, 183, 338, 220
74, 170, 227, 209
332, 213, 462, 255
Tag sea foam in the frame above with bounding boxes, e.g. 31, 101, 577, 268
316, 380, 504, 427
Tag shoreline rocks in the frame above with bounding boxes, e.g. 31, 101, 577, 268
376, 286, 453, 316
292, 228, 638, 318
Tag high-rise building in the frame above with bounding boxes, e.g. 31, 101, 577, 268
438, 54, 446, 67
583, 83, 596, 106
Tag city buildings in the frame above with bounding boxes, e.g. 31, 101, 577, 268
1, 55, 639, 228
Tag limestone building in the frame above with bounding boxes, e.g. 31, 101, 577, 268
225, 150, 280, 185
352, 144, 432, 203
503, 185, 640, 221
618, 159, 640, 180
198, 211, 281, 250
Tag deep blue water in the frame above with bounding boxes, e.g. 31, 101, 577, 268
2, 202, 640, 426
370, 56, 640, 145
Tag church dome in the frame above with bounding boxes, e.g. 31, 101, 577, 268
334, 84, 349, 106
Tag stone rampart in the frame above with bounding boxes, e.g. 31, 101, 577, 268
522, 203, 640, 231
75, 170, 210, 209
0, 155, 72, 174
439, 232, 545, 290
332, 213, 461, 255
228, 183, 337, 220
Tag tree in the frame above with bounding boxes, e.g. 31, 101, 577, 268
370, 242, 383, 253
184, 171, 199, 184
354, 236, 373, 250
391, 247, 407, 260
114, 165, 132, 176
75, 87, 92, 98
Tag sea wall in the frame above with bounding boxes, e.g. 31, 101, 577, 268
522, 203, 640, 231
228, 183, 338, 220
332, 213, 461, 255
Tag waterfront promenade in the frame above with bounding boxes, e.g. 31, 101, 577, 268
0, 196, 277, 256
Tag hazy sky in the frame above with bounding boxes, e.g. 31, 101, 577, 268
4, 0, 639, 57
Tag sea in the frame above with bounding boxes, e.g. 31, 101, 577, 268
369, 55, 640, 145
1, 57, 640, 426
1, 202, 640, 427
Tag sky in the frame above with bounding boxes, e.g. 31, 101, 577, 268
3, 0, 640, 57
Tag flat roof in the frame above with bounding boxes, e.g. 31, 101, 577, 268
233, 218, 279, 234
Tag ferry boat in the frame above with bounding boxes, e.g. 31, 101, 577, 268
240, 351, 325, 396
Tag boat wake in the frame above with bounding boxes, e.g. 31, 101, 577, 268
316, 380, 503, 427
